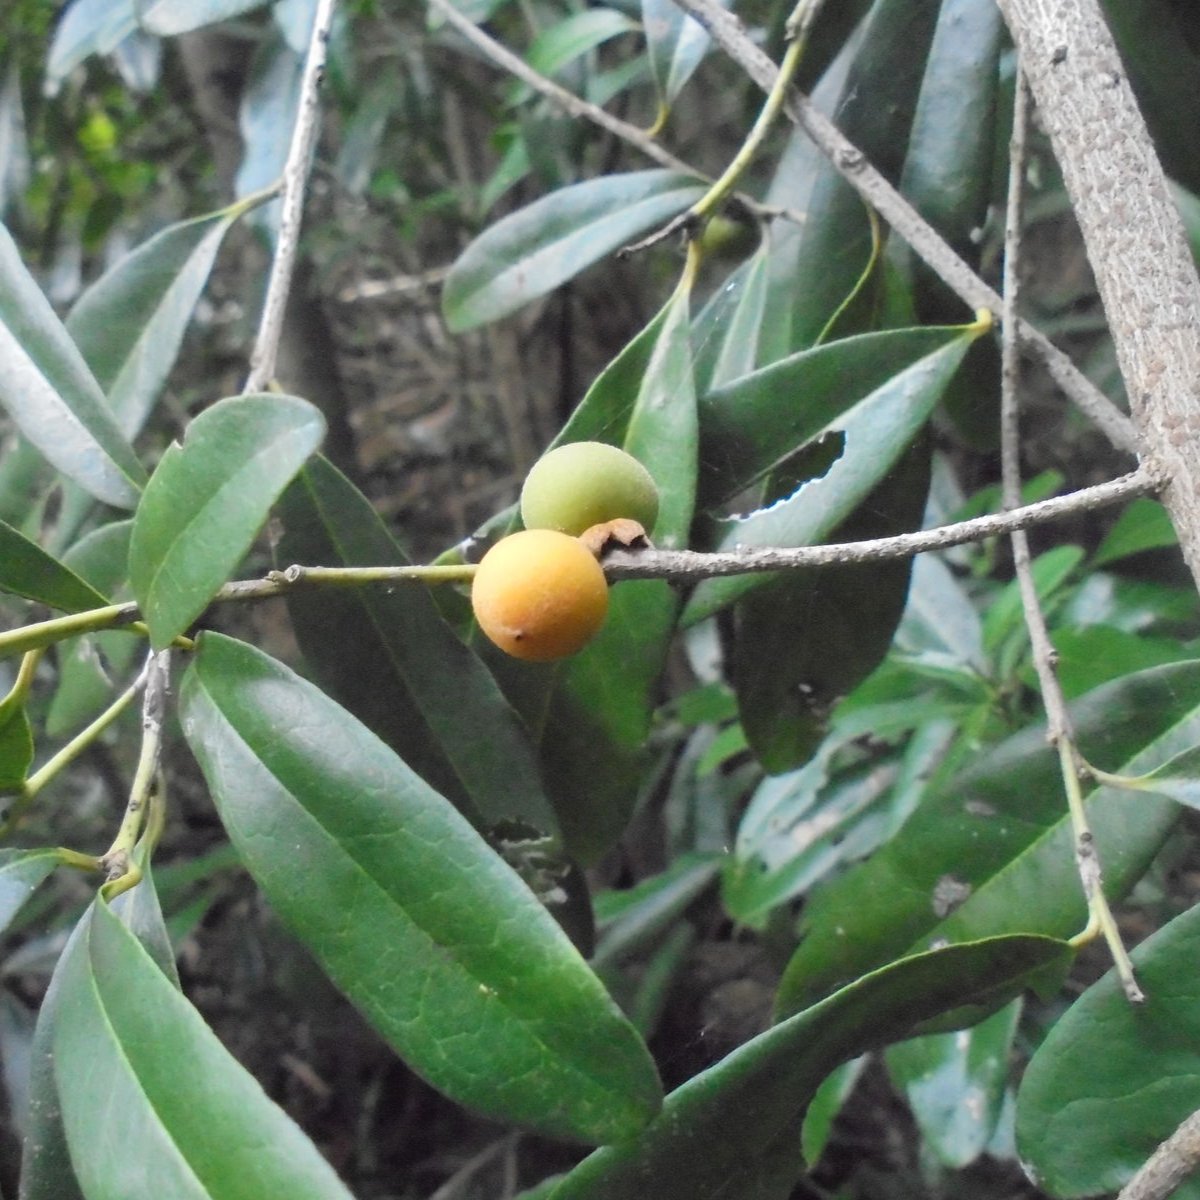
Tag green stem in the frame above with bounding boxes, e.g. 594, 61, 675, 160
685, 0, 813, 226
1, 648, 43, 707
0, 604, 193, 661
57, 847, 103, 872
1060, 739, 1143, 1001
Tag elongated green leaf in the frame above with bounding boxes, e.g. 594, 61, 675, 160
276, 455, 561, 841
179, 633, 662, 1143
698, 245, 769, 392
128, 393, 324, 648
886, 998, 1019, 1169
1017, 901, 1200, 1199
1093, 497, 1178, 566
0, 697, 32, 794
642, 0, 727, 110
551, 936, 1069, 1199
0, 224, 145, 508
1094, 742, 1200, 808
542, 280, 697, 861
685, 330, 974, 623
0, 850, 59, 936
733, 438, 930, 771
0, 520, 108, 612
67, 205, 246, 439
443, 171, 705, 331
776, 661, 1200, 1016
53, 899, 354, 1200
779, 0, 942, 352
523, 10, 638, 88
46, 521, 138, 737
0, 64, 30, 218
19, 849, 170, 1200
135, 0, 270, 35
45, 0, 137, 91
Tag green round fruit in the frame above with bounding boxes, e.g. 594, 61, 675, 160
520, 441, 660, 536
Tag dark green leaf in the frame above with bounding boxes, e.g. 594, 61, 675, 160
982, 545, 1084, 655
733, 438, 930, 771
780, 0, 943, 352
135, 0, 271, 35
1016, 900, 1200, 1198
67, 205, 248, 440
541, 281, 696, 861
522, 10, 638, 92
46, 521, 139, 737
0, 519, 109, 612
128, 393, 324, 649
443, 171, 705, 331
276, 455, 561, 841
685, 330, 974, 623
0, 850, 59, 936
776, 662, 1200, 1016
692, 246, 769, 395
1093, 497, 1178, 566
19, 849, 166, 1200
698, 325, 962, 510
551, 936, 1069, 1199
0, 697, 32, 794
885, 998, 1019, 1168
1051, 624, 1195, 700
53, 899, 355, 1200
800, 1058, 866, 1168
0, 224, 145, 508
179, 633, 662, 1142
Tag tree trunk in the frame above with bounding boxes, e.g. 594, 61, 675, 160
996, 0, 1200, 591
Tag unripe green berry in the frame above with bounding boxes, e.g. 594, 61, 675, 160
520, 441, 660, 536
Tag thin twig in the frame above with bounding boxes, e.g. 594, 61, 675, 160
999, 71, 1141, 1003
425, 0, 805, 231
244, 0, 338, 392
101, 649, 172, 898
0, 471, 1158, 665
667, 0, 1139, 455
1119, 1110, 1200, 1200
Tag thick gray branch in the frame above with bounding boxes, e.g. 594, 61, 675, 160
996, 0, 1200, 592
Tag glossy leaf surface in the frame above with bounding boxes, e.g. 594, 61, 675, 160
276, 455, 560, 840
551, 936, 1069, 1198
540, 280, 696, 861
1017, 900, 1200, 1198
443, 171, 704, 331
53, 899, 355, 1200
0, 850, 59, 936
686, 330, 973, 623
180, 633, 662, 1142
777, 662, 1200, 1016
0, 520, 108, 613
642, 0, 726, 110
67, 205, 245, 439
128, 394, 324, 648
0, 224, 145, 508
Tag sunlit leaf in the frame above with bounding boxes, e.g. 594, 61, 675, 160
128, 393, 324, 649
135, 0, 271, 36
53, 899, 356, 1200
45, 0, 137, 92
0, 224, 145, 508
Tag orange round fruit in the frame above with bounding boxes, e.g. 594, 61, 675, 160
520, 441, 659, 537
471, 530, 609, 661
